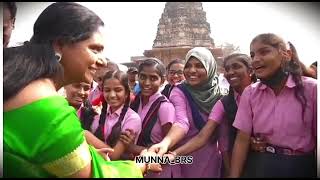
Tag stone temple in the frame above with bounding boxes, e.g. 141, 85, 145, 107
142, 2, 224, 73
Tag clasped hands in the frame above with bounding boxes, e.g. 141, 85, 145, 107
96, 129, 136, 161
147, 142, 177, 161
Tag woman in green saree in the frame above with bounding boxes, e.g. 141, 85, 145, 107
3, 2, 161, 178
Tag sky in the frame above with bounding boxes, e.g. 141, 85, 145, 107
9, 2, 320, 66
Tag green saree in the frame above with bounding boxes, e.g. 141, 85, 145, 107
4, 96, 142, 178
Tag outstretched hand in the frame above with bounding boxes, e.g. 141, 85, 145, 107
119, 129, 136, 147
163, 151, 176, 162
140, 149, 162, 173
96, 147, 114, 161
148, 142, 168, 156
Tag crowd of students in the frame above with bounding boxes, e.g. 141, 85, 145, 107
3, 2, 317, 178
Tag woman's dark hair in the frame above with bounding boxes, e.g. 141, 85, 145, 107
138, 58, 166, 79
284, 43, 317, 79
97, 70, 131, 147
251, 33, 306, 121
30, 2, 104, 44
223, 53, 257, 82
4, 2, 17, 19
80, 99, 95, 130
166, 59, 185, 71
4, 43, 63, 102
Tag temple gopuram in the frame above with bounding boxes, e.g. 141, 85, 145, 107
142, 2, 224, 73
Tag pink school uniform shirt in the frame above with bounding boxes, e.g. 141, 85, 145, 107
209, 89, 241, 124
170, 87, 228, 178
233, 75, 317, 153
91, 105, 142, 143
137, 91, 176, 178
208, 89, 241, 153
137, 91, 175, 144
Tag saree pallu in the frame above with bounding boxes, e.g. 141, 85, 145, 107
4, 96, 142, 178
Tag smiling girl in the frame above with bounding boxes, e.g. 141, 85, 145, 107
161, 59, 185, 98
89, 70, 142, 160
65, 82, 92, 110
129, 58, 177, 178
166, 53, 256, 177
230, 33, 316, 177
148, 47, 225, 178
64, 82, 97, 131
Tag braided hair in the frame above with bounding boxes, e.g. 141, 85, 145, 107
95, 70, 131, 147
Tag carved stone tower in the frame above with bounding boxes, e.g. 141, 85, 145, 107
144, 2, 224, 72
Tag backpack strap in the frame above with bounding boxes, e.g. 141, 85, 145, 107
161, 84, 174, 98
221, 89, 238, 153
130, 92, 141, 112
221, 91, 238, 122
136, 95, 167, 147
79, 100, 96, 131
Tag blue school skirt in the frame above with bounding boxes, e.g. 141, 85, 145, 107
242, 151, 316, 178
